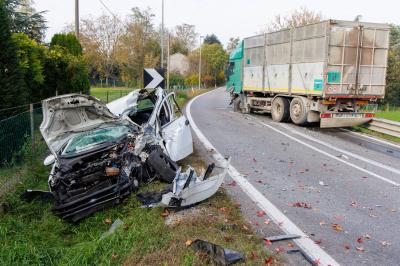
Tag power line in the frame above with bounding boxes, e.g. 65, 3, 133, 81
98, 0, 117, 18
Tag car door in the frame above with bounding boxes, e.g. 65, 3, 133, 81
157, 92, 193, 161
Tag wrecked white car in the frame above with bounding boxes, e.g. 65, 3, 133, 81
35, 88, 193, 222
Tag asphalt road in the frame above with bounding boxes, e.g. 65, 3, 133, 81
188, 88, 400, 266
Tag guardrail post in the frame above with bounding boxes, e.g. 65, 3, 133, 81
30, 103, 34, 148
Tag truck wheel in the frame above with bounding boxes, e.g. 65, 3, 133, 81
271, 97, 290, 122
290, 98, 307, 125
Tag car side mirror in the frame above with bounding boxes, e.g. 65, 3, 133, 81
44, 154, 55, 166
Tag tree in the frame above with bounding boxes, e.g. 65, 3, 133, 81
43, 45, 90, 96
80, 14, 123, 86
265, 7, 322, 32
12, 32, 45, 102
385, 25, 400, 106
204, 34, 221, 45
198, 43, 228, 87
116, 7, 160, 87
0, 0, 27, 117
50, 33, 82, 56
4, 0, 47, 42
172, 23, 197, 54
226, 37, 240, 54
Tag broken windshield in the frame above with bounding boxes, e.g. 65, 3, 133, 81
62, 124, 131, 155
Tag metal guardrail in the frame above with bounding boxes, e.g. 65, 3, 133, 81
365, 118, 400, 138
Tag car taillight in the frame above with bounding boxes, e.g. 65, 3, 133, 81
365, 113, 375, 118
320, 113, 332, 118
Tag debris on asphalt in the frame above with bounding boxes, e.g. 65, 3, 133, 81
291, 202, 312, 209
332, 223, 344, 232
380, 241, 391, 246
100, 218, 124, 239
286, 249, 319, 266
264, 234, 301, 242
338, 154, 349, 160
190, 239, 245, 265
318, 181, 327, 186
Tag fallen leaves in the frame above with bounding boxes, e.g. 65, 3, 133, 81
357, 237, 364, 244
363, 233, 371, 239
161, 208, 170, 217
344, 244, 351, 250
319, 220, 326, 226
287, 242, 295, 248
332, 223, 343, 232
264, 255, 273, 264
264, 239, 272, 246
256, 210, 266, 217
227, 180, 237, 186
249, 251, 259, 260
264, 219, 271, 225
275, 246, 285, 253
291, 202, 312, 209
368, 213, 378, 218
314, 239, 322, 245
380, 241, 391, 246
185, 239, 193, 246
104, 218, 112, 225
356, 247, 364, 252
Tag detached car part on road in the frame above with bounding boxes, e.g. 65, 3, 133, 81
36, 88, 196, 222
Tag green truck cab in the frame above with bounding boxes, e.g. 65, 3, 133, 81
226, 41, 243, 94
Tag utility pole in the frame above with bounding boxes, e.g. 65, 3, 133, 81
198, 36, 204, 89
75, 0, 79, 40
160, 0, 164, 68
167, 34, 171, 90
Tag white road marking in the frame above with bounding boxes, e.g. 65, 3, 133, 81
186, 89, 340, 266
341, 128, 400, 149
245, 116, 400, 187
276, 123, 400, 176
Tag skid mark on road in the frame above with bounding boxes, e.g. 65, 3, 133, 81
187, 89, 340, 266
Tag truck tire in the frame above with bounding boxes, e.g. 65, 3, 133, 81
290, 97, 308, 125
271, 97, 290, 122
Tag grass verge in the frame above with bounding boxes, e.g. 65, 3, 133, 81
375, 110, 400, 122
0, 88, 276, 265
90, 87, 134, 103
0, 149, 274, 265
352, 126, 400, 143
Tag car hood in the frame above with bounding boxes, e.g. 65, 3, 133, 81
40, 94, 119, 154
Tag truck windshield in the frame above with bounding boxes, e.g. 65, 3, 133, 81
62, 125, 131, 155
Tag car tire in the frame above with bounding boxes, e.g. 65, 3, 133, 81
290, 97, 308, 125
271, 97, 290, 122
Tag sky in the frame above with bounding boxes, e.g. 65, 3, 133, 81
34, 0, 400, 46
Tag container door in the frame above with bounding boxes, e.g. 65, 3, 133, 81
327, 22, 389, 97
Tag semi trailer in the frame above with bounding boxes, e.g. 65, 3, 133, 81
226, 20, 390, 127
